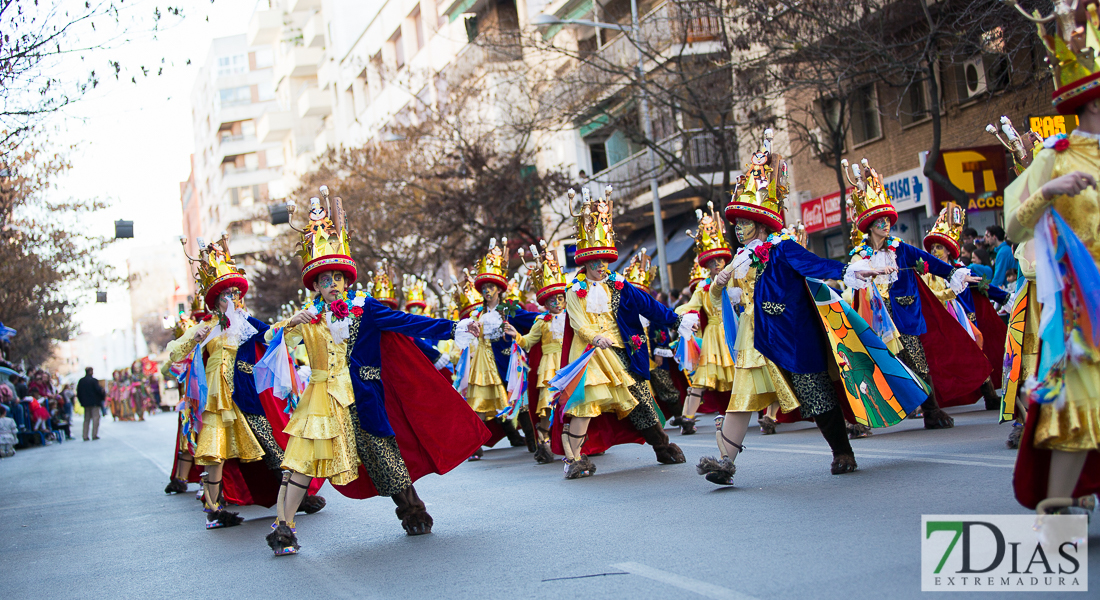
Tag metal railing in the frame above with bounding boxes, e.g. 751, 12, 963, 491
581, 127, 738, 202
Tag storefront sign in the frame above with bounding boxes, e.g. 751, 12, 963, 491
882, 167, 931, 214
802, 164, 930, 234
1029, 114, 1079, 138
929, 145, 1010, 213
801, 187, 854, 234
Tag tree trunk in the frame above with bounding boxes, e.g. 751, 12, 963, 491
919, 5, 968, 205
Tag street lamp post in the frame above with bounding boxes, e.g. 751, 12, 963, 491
531, 5, 671, 295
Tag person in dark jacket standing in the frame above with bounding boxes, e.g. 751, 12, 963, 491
77, 367, 105, 440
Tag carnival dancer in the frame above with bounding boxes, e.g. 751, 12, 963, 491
922, 202, 1008, 410
622, 252, 680, 421
551, 186, 698, 479
164, 299, 203, 494
696, 129, 883, 484
264, 191, 484, 555
510, 242, 568, 464
403, 274, 453, 372
166, 234, 266, 529
987, 115, 1044, 448
453, 238, 538, 458
844, 157, 983, 428
1001, 0, 1100, 516
674, 204, 734, 435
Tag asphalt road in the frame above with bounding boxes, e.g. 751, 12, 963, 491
1, 404, 1096, 599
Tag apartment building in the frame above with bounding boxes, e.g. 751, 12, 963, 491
188, 33, 286, 262
788, 21, 1055, 259
529, 0, 743, 290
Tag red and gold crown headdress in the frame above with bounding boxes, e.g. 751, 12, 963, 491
291, 185, 357, 289
726, 129, 787, 231
570, 186, 617, 263
843, 158, 897, 234
180, 232, 248, 311
688, 202, 732, 266
449, 269, 483, 319
923, 202, 966, 261
520, 241, 568, 304
403, 274, 428, 311
623, 250, 658, 293
1006, 0, 1100, 114
985, 115, 1044, 176
368, 261, 397, 308
474, 237, 509, 291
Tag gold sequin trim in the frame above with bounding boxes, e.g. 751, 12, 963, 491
967, 312, 977, 322
348, 404, 411, 496
895, 295, 916, 306
236, 361, 253, 374
243, 412, 284, 471
761, 302, 786, 316
359, 366, 381, 381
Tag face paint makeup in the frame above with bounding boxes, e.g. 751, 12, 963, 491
734, 219, 756, 244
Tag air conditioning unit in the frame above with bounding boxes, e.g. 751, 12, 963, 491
959, 54, 988, 100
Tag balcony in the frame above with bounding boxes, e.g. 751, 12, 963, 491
217, 135, 260, 161
281, 46, 324, 78
221, 167, 281, 189
582, 128, 739, 207
289, 0, 322, 13
302, 12, 325, 48
298, 88, 332, 118
248, 10, 282, 46
257, 111, 293, 143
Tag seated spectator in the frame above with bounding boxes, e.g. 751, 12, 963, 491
0, 405, 16, 457
27, 397, 54, 443
50, 399, 73, 440
0, 384, 14, 414
968, 247, 994, 281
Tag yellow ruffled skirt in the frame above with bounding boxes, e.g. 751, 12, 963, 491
533, 350, 560, 418
1034, 360, 1100, 452
726, 312, 800, 414
281, 375, 359, 485
193, 386, 264, 466
565, 346, 636, 419
467, 341, 507, 416
689, 321, 734, 391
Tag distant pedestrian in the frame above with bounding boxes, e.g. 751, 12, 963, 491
77, 367, 105, 441
984, 225, 1017, 288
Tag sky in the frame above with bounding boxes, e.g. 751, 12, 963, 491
46, 0, 258, 336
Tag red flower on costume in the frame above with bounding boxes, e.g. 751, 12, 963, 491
350, 306, 364, 318
309, 313, 323, 324
577, 289, 588, 299
331, 299, 350, 320
630, 334, 643, 352
542, 314, 553, 321
703, 284, 711, 292
1053, 137, 1070, 152
613, 280, 624, 290
754, 243, 773, 262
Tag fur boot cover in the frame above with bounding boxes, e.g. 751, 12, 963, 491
299, 495, 326, 514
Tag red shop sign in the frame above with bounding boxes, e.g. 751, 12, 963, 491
802, 187, 855, 234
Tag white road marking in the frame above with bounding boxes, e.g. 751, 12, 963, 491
675, 441, 1013, 468
612, 562, 760, 600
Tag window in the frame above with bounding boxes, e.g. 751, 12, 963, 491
241, 120, 256, 138
257, 80, 275, 101
413, 9, 426, 52
464, 14, 478, 43
218, 86, 251, 107
849, 84, 881, 145
392, 31, 405, 68
588, 141, 608, 174
900, 78, 930, 126
253, 48, 274, 69
217, 54, 247, 77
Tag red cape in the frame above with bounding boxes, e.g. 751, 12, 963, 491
526, 341, 545, 429
1013, 399, 1100, 509
549, 319, 646, 456
915, 278, 992, 407
973, 291, 1008, 388
332, 332, 490, 499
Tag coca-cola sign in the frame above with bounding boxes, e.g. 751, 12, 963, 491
801, 188, 854, 233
